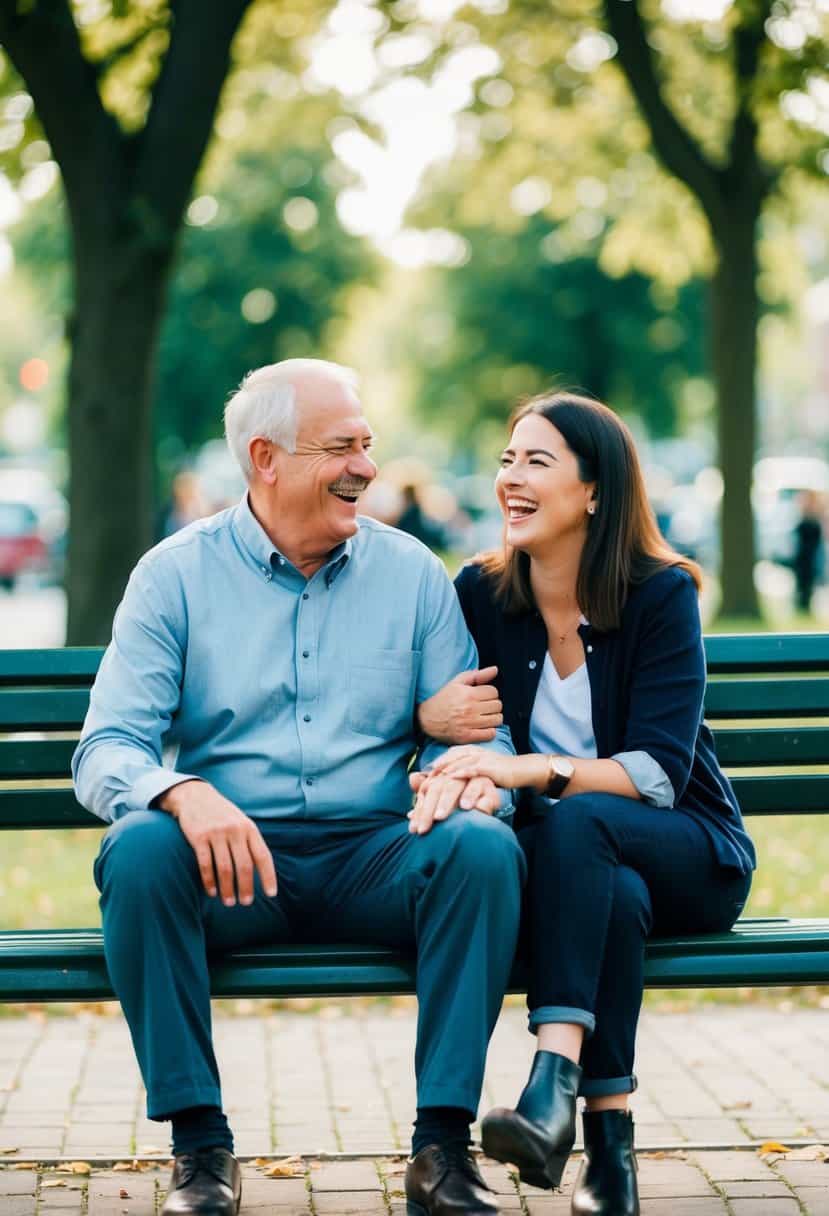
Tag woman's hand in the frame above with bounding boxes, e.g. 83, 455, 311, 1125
428, 745, 551, 792
416, 667, 503, 744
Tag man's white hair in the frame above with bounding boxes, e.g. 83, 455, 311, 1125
224, 359, 360, 480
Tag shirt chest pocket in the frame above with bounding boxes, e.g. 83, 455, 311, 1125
347, 649, 420, 739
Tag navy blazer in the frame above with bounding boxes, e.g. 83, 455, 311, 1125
455, 561, 756, 876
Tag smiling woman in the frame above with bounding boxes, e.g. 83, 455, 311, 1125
416, 390, 755, 1216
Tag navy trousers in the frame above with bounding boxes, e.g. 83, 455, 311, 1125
518, 794, 752, 1096
94, 808, 525, 1121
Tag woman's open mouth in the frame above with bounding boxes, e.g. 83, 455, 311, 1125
506, 496, 538, 522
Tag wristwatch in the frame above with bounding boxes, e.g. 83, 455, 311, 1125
545, 755, 575, 798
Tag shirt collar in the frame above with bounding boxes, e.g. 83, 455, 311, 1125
231, 493, 352, 586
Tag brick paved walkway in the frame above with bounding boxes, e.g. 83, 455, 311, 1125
1, 1004, 828, 1212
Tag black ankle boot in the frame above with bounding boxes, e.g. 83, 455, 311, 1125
571, 1110, 639, 1216
481, 1051, 582, 1191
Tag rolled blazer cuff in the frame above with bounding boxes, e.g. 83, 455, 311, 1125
611, 750, 675, 808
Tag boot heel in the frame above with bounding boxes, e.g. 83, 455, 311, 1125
518, 1149, 568, 1192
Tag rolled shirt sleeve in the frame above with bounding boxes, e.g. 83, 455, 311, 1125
612, 749, 675, 808
71, 556, 197, 823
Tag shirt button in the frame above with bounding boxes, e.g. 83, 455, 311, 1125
587, 645, 593, 653
302, 650, 310, 659
528, 660, 537, 670
278, 557, 285, 566
303, 714, 311, 723
302, 593, 310, 601
265, 572, 272, 582
305, 777, 314, 786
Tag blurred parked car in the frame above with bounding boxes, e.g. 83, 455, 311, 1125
0, 501, 48, 590
0, 467, 68, 584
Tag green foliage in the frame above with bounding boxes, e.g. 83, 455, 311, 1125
398, 214, 706, 448
8, 135, 375, 464
155, 145, 375, 455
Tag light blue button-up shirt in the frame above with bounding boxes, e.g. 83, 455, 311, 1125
73, 496, 515, 825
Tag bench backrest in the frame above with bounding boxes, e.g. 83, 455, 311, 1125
1, 637, 828, 829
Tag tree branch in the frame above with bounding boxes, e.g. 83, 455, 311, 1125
0, 0, 119, 222
602, 0, 725, 228
133, 0, 253, 242
727, 7, 776, 200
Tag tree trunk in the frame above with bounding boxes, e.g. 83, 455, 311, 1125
65, 235, 174, 643
711, 200, 762, 620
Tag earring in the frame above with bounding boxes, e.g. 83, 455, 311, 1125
588, 504, 596, 515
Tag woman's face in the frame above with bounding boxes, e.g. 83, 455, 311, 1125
495, 413, 596, 556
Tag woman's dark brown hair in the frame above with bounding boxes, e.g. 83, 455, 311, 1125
480, 391, 702, 631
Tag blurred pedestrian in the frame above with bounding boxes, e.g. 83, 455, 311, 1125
792, 490, 825, 614
159, 471, 210, 539
396, 482, 449, 552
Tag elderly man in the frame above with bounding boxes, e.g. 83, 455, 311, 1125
73, 360, 525, 1216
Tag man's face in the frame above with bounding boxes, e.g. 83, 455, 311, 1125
270, 373, 377, 553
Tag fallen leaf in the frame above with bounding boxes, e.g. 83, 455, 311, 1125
641, 1151, 688, 1161
725, 1101, 752, 1110
10, 1163, 36, 1170
136, 1145, 164, 1155
57, 1162, 91, 1175
42, 1181, 67, 1189
260, 1156, 304, 1178
758, 1142, 790, 1157
119, 1188, 131, 1199
0, 1148, 19, 1155
113, 1160, 157, 1173
252, 1157, 272, 1167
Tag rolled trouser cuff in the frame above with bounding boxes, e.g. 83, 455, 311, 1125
528, 1005, 596, 1036
579, 1073, 638, 1098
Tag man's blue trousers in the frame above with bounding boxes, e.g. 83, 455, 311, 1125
94, 808, 525, 1121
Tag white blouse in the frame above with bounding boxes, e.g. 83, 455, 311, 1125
528, 651, 676, 808
529, 654, 597, 762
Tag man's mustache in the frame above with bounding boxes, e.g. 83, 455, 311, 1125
330, 480, 370, 494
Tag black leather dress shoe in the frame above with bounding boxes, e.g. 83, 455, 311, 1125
405, 1143, 499, 1215
571, 1110, 639, 1216
481, 1051, 582, 1191
161, 1147, 242, 1216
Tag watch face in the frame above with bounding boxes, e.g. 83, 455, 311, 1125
556, 758, 575, 779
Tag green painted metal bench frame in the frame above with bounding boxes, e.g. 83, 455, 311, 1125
2, 635, 829, 1003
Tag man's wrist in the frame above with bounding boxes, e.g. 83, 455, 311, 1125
154, 778, 203, 818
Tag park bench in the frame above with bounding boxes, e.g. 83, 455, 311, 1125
1, 635, 829, 1003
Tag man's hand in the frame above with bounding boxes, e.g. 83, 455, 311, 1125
157, 780, 277, 906
408, 769, 502, 834
416, 666, 502, 743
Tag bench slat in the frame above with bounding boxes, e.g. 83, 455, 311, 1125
714, 727, 829, 767
0, 689, 91, 730
0, 739, 77, 778
0, 789, 101, 829
2, 921, 828, 1002
704, 679, 829, 718
0, 636, 826, 686
1, 775, 828, 829
3, 680, 828, 733
703, 633, 829, 674
729, 774, 829, 814
0, 649, 102, 686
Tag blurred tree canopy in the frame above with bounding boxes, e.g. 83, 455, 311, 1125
397, 213, 707, 449
387, 0, 828, 617
0, 0, 340, 642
